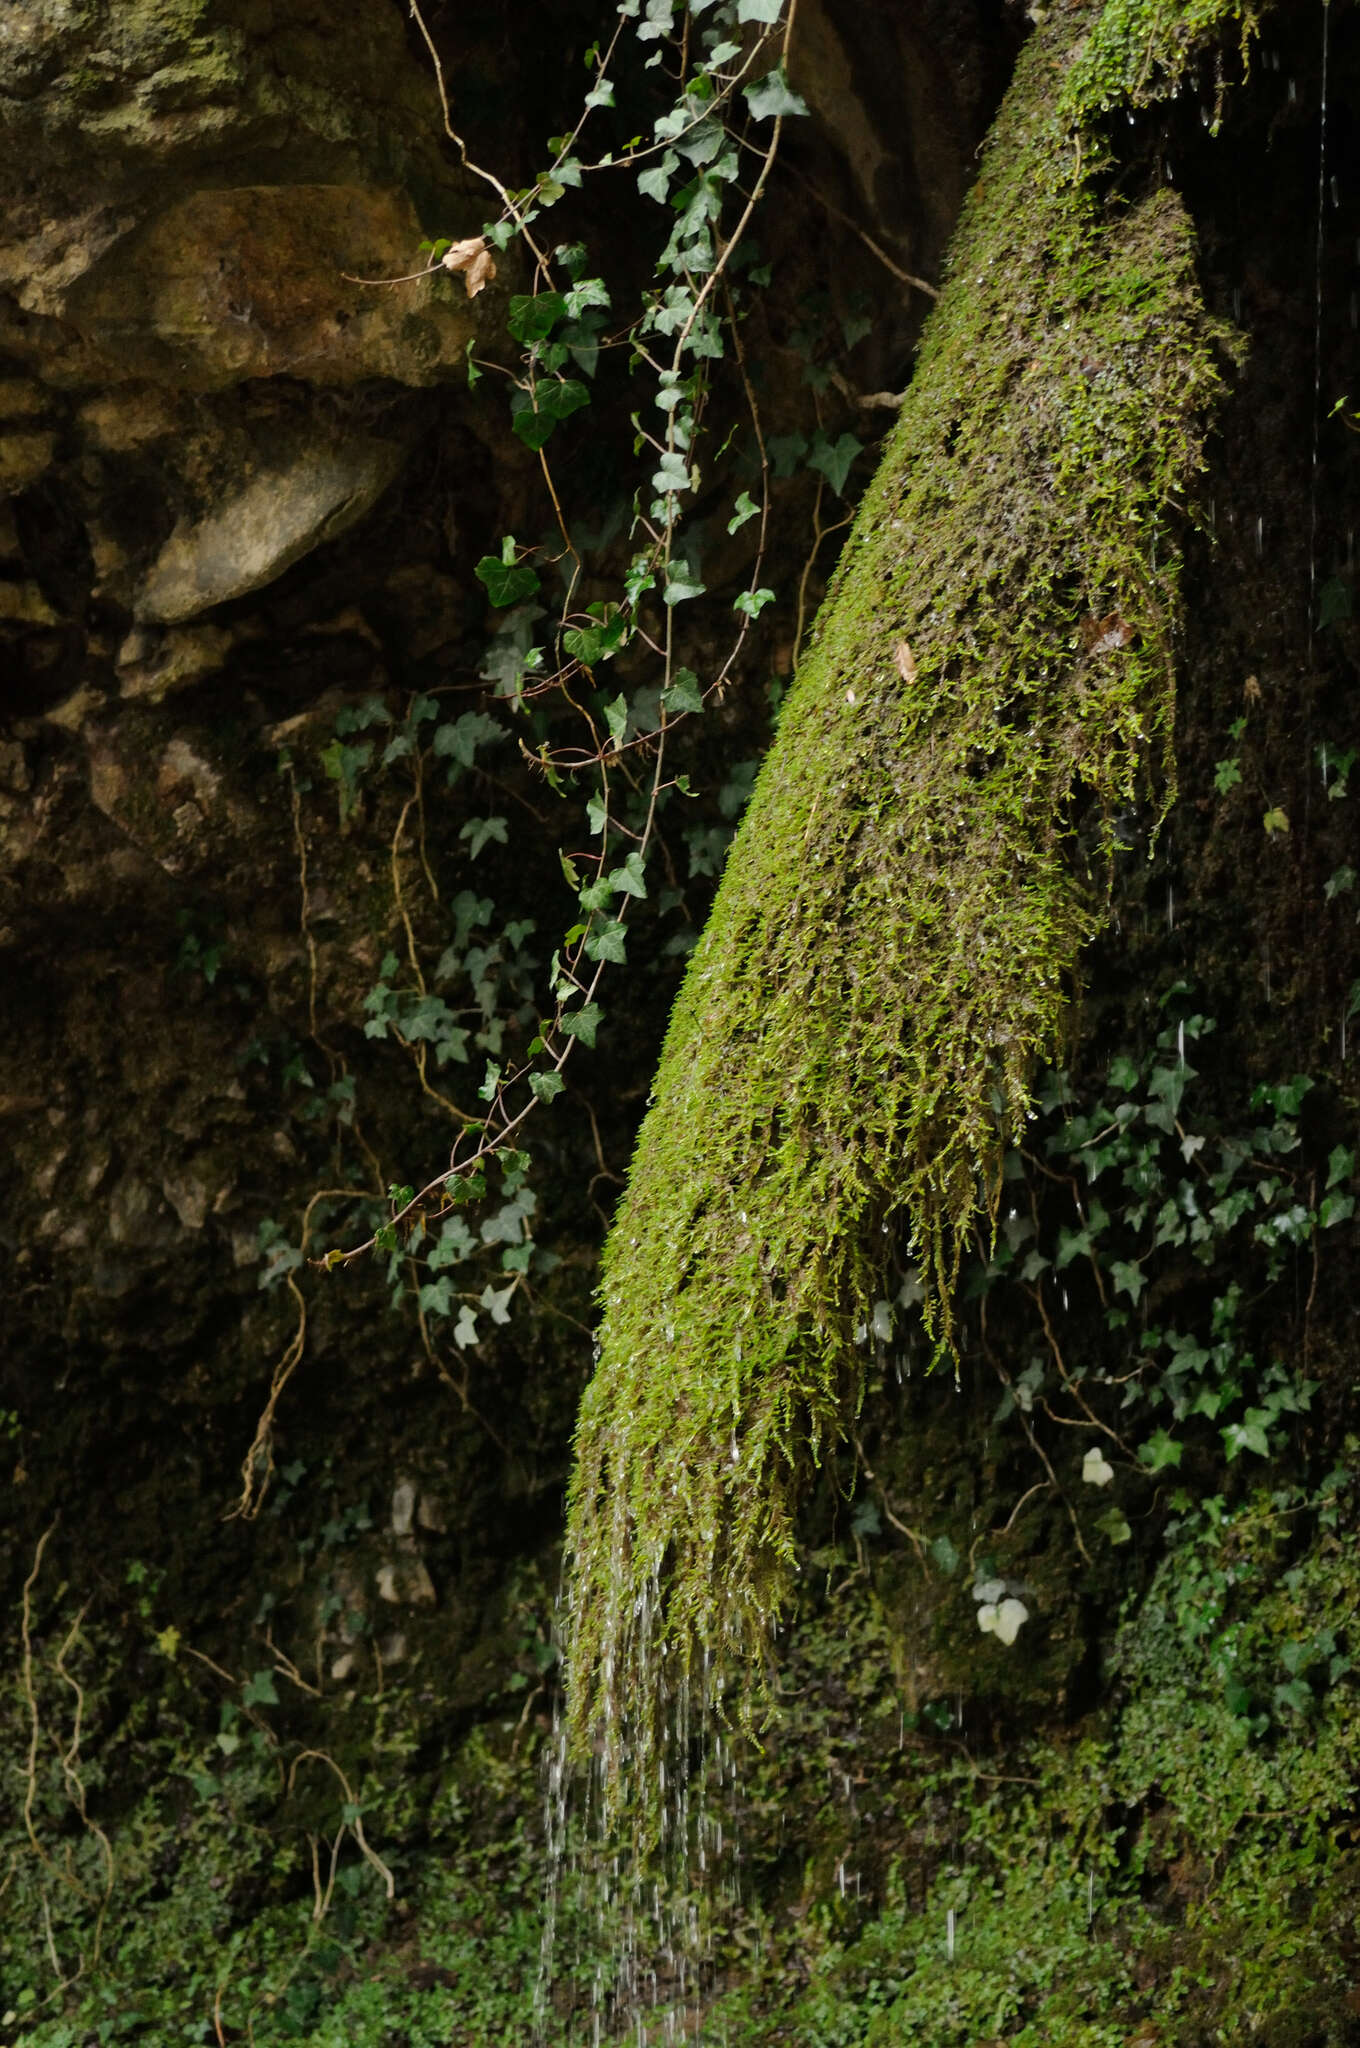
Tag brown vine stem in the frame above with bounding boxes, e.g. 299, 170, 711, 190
793, 473, 854, 665
21, 1522, 57, 1869
851, 1431, 927, 1565
776, 155, 939, 298
980, 1299, 1091, 1566
55, 1606, 116, 1965
287, 1749, 395, 1900
316, 7, 796, 1278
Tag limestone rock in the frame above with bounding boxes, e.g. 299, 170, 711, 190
134, 432, 405, 623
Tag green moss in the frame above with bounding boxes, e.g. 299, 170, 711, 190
702, 1479, 1360, 2048
562, 0, 1246, 1808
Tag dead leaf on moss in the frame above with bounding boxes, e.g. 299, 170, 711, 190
441, 236, 497, 299
893, 638, 917, 683
1079, 610, 1134, 654
1243, 673, 1262, 703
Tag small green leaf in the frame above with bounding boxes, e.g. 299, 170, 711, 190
585, 919, 628, 963
604, 695, 629, 748
727, 491, 760, 534
507, 291, 566, 342
561, 1003, 602, 1048
745, 65, 809, 120
663, 668, 704, 716
241, 1669, 280, 1709
1138, 1428, 1183, 1473
608, 851, 647, 899
807, 429, 863, 496
530, 1070, 566, 1103
475, 555, 540, 607
664, 564, 706, 605
459, 815, 508, 860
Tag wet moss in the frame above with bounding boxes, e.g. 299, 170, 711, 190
562, 0, 1248, 1804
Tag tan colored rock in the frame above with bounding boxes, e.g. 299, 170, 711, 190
62, 185, 478, 392
118, 624, 234, 702
0, 580, 59, 625
134, 431, 404, 623
375, 1543, 436, 1608
0, 380, 48, 420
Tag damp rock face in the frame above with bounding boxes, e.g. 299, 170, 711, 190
0, 0, 493, 716
133, 429, 407, 623
0, 0, 483, 390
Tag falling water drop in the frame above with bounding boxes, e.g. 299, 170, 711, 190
1255, 514, 1264, 557
1166, 883, 1175, 934
1177, 1020, 1185, 1067
946, 1907, 956, 1961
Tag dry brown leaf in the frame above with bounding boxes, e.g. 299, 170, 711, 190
893, 638, 917, 683
441, 236, 496, 300
1243, 673, 1262, 703
1079, 611, 1134, 654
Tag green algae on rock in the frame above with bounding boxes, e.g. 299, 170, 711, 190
562, 0, 1250, 1801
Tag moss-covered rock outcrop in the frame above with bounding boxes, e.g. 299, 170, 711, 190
563, 0, 1252, 1790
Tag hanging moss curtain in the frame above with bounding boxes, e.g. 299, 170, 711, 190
561, 0, 1254, 1811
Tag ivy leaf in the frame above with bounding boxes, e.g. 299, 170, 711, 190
1109, 1260, 1145, 1304
768, 430, 809, 478
507, 291, 566, 342
808, 430, 864, 496
434, 710, 503, 768
1326, 1144, 1354, 1190
604, 695, 629, 748
663, 668, 704, 716
512, 379, 590, 449
1095, 1507, 1132, 1545
585, 920, 628, 963
1324, 865, 1355, 901
241, 1670, 279, 1709
736, 0, 782, 18
1138, 1428, 1183, 1472
664, 564, 706, 605
727, 490, 760, 533
734, 586, 775, 618
1081, 1447, 1115, 1487
459, 816, 508, 860
530, 1070, 566, 1104
476, 556, 540, 608
608, 851, 648, 899
652, 450, 691, 495
562, 1003, 602, 1048
638, 150, 680, 203
419, 1276, 456, 1318
745, 66, 809, 120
